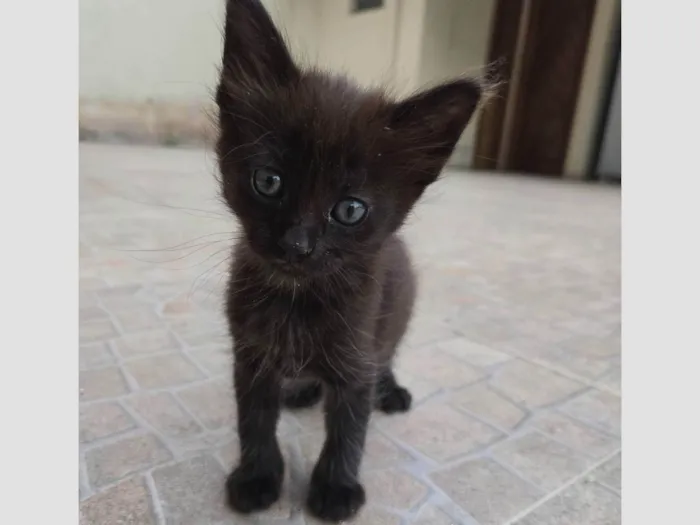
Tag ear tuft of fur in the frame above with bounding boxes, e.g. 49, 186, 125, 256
475, 58, 508, 110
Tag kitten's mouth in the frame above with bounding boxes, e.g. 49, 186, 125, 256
269, 259, 311, 278
264, 261, 318, 289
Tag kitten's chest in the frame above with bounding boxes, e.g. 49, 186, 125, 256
232, 288, 348, 370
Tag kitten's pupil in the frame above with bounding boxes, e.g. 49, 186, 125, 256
252, 169, 283, 198
332, 198, 368, 226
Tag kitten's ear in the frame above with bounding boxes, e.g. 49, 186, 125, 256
218, 0, 299, 94
386, 79, 482, 185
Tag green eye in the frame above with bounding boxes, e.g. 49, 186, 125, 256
252, 169, 283, 198
332, 198, 368, 226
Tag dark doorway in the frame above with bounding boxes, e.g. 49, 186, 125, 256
474, 0, 598, 176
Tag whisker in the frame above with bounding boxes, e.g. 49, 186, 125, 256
124, 244, 221, 265
188, 253, 232, 301
180, 244, 233, 272
103, 184, 231, 220
121, 232, 234, 253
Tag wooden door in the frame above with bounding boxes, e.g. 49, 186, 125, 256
474, 0, 598, 176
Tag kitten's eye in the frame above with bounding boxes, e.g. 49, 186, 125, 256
252, 169, 283, 198
331, 198, 368, 226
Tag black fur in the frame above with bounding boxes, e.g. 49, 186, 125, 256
215, 1, 481, 521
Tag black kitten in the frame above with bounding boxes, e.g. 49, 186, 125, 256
215, 1, 481, 522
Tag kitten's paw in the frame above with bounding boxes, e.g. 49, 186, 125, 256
307, 479, 366, 522
282, 381, 322, 409
377, 385, 412, 414
225, 466, 283, 514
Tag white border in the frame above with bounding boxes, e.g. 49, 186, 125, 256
623, 0, 700, 523
1, 0, 699, 523
0, 0, 77, 523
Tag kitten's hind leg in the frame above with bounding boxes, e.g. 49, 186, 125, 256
375, 367, 412, 414
282, 378, 323, 409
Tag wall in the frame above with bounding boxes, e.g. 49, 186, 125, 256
79, 0, 315, 102
79, 0, 224, 104
416, 0, 497, 166
390, 0, 429, 95
263, 0, 321, 63
418, 0, 495, 85
273, 0, 426, 96
79, 0, 227, 143
79, 0, 405, 104
79, 0, 493, 158
314, 1, 400, 89
79, 0, 328, 144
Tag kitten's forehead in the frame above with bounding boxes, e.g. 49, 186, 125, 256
230, 74, 386, 191
283, 73, 387, 154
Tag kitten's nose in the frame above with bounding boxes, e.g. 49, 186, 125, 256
279, 226, 315, 258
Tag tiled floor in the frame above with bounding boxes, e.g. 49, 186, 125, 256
79, 143, 621, 525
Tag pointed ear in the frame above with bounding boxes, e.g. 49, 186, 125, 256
385, 79, 482, 185
217, 0, 299, 98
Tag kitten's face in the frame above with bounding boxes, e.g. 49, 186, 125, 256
216, 0, 481, 279
219, 76, 414, 277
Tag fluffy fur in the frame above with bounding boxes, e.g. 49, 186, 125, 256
215, 1, 481, 522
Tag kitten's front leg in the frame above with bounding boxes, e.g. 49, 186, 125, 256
226, 355, 284, 514
307, 378, 372, 522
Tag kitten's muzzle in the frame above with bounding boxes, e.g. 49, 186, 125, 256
278, 225, 316, 260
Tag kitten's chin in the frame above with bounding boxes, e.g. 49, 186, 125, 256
269, 260, 309, 278
248, 248, 317, 284
260, 261, 318, 289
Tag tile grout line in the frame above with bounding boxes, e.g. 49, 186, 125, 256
144, 471, 167, 525
486, 453, 550, 495
592, 480, 621, 497
79, 373, 224, 407
527, 427, 619, 463
79, 454, 93, 501
116, 399, 181, 459
554, 406, 620, 439
169, 388, 214, 436
502, 447, 621, 524
516, 353, 621, 397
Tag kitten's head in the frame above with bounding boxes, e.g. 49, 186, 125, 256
216, 0, 481, 279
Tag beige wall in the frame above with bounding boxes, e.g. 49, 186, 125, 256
79, 0, 408, 102
315, 0, 400, 88
417, 0, 496, 165
79, 0, 225, 104
271, 0, 422, 94
80, 0, 494, 102
391, 0, 429, 95
418, 0, 495, 85
263, 0, 321, 63
79, 0, 494, 158
79, 0, 319, 103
